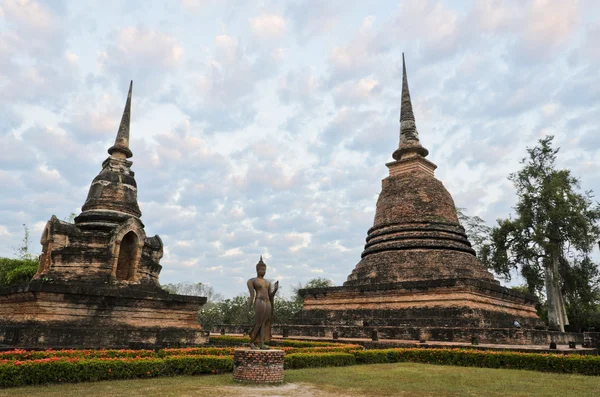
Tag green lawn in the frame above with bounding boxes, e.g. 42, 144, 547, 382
1, 363, 598, 397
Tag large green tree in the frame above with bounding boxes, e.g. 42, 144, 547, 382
482, 136, 600, 331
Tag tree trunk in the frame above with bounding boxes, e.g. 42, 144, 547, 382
545, 263, 561, 331
553, 252, 569, 329
545, 250, 569, 332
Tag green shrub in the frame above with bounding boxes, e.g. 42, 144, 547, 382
353, 348, 600, 376
284, 352, 355, 369
209, 335, 250, 345
0, 349, 156, 361
0, 258, 38, 287
0, 355, 233, 388
1, 346, 598, 389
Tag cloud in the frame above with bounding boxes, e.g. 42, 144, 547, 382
99, 27, 185, 92
1, 0, 599, 298
250, 14, 287, 39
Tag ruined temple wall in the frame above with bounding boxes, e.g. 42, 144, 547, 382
0, 283, 203, 330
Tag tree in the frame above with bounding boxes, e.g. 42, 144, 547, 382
162, 282, 224, 302
292, 277, 333, 303
456, 207, 491, 259
481, 136, 600, 331
561, 254, 600, 331
0, 257, 38, 287
14, 224, 34, 261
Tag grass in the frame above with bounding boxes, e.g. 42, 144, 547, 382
0, 362, 599, 397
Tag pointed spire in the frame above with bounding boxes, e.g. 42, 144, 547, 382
400, 53, 415, 124
392, 55, 428, 160
108, 81, 133, 159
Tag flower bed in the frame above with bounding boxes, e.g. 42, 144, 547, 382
0, 348, 155, 361
0, 345, 598, 388
0, 355, 232, 388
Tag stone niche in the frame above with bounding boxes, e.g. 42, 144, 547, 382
0, 82, 207, 349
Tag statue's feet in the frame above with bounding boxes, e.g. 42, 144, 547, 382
249, 343, 259, 350
260, 344, 270, 350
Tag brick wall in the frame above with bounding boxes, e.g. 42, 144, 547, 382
233, 349, 284, 383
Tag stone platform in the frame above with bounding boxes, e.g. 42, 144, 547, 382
0, 280, 207, 348
233, 349, 284, 383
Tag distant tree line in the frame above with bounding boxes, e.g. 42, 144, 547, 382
162, 278, 332, 330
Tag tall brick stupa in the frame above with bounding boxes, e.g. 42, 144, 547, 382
0, 82, 207, 348
292, 56, 570, 345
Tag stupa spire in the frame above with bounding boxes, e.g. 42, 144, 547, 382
108, 81, 133, 159
392, 54, 428, 160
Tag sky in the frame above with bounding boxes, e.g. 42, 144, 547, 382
1, 0, 599, 298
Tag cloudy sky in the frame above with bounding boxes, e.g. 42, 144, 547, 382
1, 0, 599, 298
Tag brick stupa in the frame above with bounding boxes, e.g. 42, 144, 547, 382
293, 56, 562, 345
0, 82, 207, 349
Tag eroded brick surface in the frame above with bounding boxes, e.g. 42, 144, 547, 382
233, 349, 284, 383
294, 61, 549, 343
0, 83, 207, 349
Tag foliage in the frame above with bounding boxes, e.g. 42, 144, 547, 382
0, 349, 155, 361
480, 136, 600, 330
292, 277, 333, 303
0, 257, 38, 288
196, 301, 225, 330
456, 207, 491, 259
353, 348, 600, 376
13, 224, 35, 261
162, 282, 223, 302
1, 345, 599, 388
284, 352, 355, 369
562, 255, 600, 331
273, 296, 303, 324
197, 277, 331, 328
0, 355, 233, 388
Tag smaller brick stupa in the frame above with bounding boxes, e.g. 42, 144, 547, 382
0, 82, 207, 349
292, 56, 577, 345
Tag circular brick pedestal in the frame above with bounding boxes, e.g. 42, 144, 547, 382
233, 349, 284, 383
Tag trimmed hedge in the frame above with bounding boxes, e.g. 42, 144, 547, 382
0, 349, 155, 361
354, 348, 600, 376
0, 355, 233, 388
284, 352, 356, 369
1, 346, 598, 388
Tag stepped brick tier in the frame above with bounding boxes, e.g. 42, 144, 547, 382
233, 349, 284, 383
293, 55, 568, 345
0, 82, 207, 349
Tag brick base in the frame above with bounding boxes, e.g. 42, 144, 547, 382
233, 349, 284, 384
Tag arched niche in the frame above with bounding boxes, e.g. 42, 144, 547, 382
110, 218, 146, 282
115, 231, 138, 281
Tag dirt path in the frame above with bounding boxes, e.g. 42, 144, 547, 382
218, 383, 355, 397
